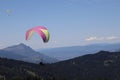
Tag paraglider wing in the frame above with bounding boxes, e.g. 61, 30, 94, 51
6, 9, 12, 16
26, 26, 50, 43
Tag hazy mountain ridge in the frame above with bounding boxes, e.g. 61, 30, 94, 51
39, 43, 120, 60
0, 50, 26, 60
0, 43, 58, 63
3, 43, 37, 56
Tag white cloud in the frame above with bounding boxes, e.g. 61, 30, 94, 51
106, 36, 118, 40
85, 36, 104, 41
85, 37, 97, 41
85, 36, 119, 41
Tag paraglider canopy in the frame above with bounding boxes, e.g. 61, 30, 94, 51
6, 9, 12, 16
26, 26, 50, 43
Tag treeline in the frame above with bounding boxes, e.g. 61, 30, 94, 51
0, 75, 111, 80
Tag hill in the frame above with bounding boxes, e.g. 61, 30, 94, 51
48, 51, 120, 80
0, 43, 58, 63
0, 51, 120, 80
0, 57, 55, 80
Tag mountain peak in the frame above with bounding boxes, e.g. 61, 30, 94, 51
3, 43, 35, 56
2, 43, 58, 63
18, 43, 26, 46
4, 43, 32, 51
16, 43, 31, 49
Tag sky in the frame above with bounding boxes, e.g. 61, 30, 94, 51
0, 0, 120, 49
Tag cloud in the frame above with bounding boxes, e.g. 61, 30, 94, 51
85, 36, 119, 41
106, 36, 118, 40
85, 37, 97, 41
85, 36, 104, 41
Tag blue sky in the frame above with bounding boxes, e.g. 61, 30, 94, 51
0, 0, 120, 49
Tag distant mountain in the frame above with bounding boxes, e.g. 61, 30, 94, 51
0, 50, 25, 60
1, 51, 120, 80
38, 43, 120, 60
0, 43, 58, 63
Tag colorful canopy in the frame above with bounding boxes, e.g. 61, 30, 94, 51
26, 26, 50, 43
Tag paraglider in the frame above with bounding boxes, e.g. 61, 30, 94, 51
26, 26, 50, 43
6, 9, 12, 16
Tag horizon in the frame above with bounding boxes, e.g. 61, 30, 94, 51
0, 0, 120, 49
1, 42, 120, 50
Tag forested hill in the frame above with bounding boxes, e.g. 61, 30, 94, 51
1, 51, 120, 80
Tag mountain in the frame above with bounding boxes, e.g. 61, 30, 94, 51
46, 51, 120, 80
0, 50, 26, 60
1, 51, 120, 80
38, 43, 120, 60
0, 43, 58, 63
